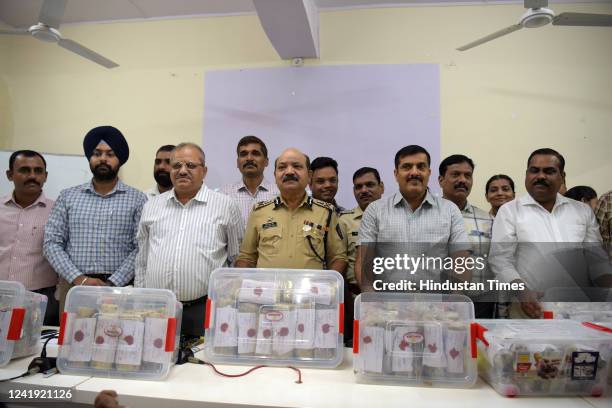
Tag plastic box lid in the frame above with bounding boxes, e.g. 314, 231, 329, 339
353, 292, 477, 388
57, 286, 182, 380
0, 280, 47, 367
204, 268, 344, 368
475, 319, 612, 397
542, 287, 612, 322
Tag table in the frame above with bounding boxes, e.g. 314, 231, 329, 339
1, 343, 610, 408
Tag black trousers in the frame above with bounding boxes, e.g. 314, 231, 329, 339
33, 285, 60, 326
180, 296, 207, 337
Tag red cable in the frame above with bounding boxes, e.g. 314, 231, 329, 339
195, 359, 303, 384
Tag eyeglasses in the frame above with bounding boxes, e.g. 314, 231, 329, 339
171, 161, 204, 170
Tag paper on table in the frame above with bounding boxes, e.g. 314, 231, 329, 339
445, 327, 467, 374
67, 317, 96, 362
213, 306, 238, 348
423, 323, 447, 368
143, 317, 169, 364
237, 312, 258, 354
115, 319, 145, 366
91, 315, 120, 364
314, 308, 337, 349
294, 307, 315, 350
359, 326, 384, 373
272, 309, 297, 356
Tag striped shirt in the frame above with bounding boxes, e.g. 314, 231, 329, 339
0, 193, 58, 290
43, 180, 147, 286
135, 185, 244, 301
219, 179, 279, 226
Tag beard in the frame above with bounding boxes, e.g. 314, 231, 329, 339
91, 163, 119, 181
154, 170, 173, 188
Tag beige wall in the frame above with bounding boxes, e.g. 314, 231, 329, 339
0, 3, 610, 209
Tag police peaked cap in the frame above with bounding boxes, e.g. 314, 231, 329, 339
83, 126, 130, 165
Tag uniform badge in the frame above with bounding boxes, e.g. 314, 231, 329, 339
262, 218, 277, 230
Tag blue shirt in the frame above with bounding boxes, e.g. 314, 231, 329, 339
43, 180, 147, 286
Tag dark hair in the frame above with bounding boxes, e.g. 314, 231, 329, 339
9, 150, 47, 171
237, 135, 268, 159
353, 167, 381, 183
156, 145, 175, 154
311, 157, 338, 175
394, 145, 431, 168
485, 174, 515, 194
274, 151, 311, 171
527, 148, 565, 172
439, 154, 474, 177
565, 186, 598, 203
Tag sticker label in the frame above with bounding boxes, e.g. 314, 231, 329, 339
571, 351, 599, 381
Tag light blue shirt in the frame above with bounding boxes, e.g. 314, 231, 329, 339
43, 180, 147, 286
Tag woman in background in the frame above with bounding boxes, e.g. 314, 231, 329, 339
565, 185, 598, 211
485, 174, 516, 217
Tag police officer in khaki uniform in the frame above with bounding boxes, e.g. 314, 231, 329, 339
235, 148, 347, 274
339, 167, 385, 288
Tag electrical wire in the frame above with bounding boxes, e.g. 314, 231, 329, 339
0, 367, 40, 382
188, 357, 303, 384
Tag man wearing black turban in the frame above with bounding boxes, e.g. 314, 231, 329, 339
44, 126, 147, 313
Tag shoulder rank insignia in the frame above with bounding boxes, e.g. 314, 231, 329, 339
312, 198, 334, 211
253, 199, 274, 211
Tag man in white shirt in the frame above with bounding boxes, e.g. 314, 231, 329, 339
136, 142, 244, 336
144, 145, 175, 199
219, 135, 278, 226
490, 148, 610, 318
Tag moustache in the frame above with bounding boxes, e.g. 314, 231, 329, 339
95, 164, 111, 171
358, 193, 372, 199
533, 179, 549, 187
243, 161, 257, 168
406, 176, 422, 182
282, 174, 299, 182
25, 180, 40, 186
454, 183, 468, 190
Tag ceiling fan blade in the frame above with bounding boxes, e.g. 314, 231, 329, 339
0, 29, 30, 35
58, 38, 119, 69
39, 0, 67, 29
553, 12, 612, 27
524, 0, 548, 9
457, 24, 523, 51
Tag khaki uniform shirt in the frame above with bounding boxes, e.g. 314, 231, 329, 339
237, 194, 347, 269
339, 206, 363, 284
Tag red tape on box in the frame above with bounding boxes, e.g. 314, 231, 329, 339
204, 298, 212, 329
165, 318, 177, 352
470, 322, 488, 358
582, 322, 612, 334
7, 308, 25, 341
353, 320, 360, 354
338, 303, 344, 334
58, 311, 69, 345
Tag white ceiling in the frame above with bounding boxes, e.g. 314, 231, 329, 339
1, 0, 610, 28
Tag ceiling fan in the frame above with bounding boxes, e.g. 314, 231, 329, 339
0, 0, 118, 68
457, 0, 612, 51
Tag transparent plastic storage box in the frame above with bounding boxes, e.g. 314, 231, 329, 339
475, 319, 612, 397
204, 268, 344, 368
0, 280, 47, 367
353, 293, 477, 388
57, 286, 182, 380
542, 288, 612, 322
